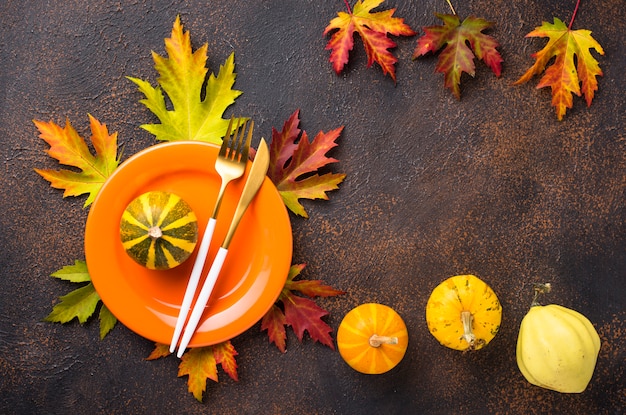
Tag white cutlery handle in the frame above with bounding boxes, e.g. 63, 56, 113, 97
176, 246, 228, 358
169, 217, 217, 353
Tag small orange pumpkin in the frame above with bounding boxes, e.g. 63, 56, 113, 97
425, 274, 502, 351
337, 303, 409, 374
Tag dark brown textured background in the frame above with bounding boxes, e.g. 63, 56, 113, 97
0, 1, 624, 414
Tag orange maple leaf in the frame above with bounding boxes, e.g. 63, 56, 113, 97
267, 110, 345, 218
413, 13, 503, 99
146, 341, 239, 402
34, 115, 120, 207
146, 343, 171, 360
178, 346, 218, 402
147, 341, 238, 402
514, 17, 604, 120
324, 0, 416, 82
261, 264, 345, 353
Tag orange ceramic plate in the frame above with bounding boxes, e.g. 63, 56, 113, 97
85, 141, 292, 347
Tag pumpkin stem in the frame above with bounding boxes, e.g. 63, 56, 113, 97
531, 283, 551, 307
148, 226, 163, 239
460, 310, 476, 348
369, 334, 398, 348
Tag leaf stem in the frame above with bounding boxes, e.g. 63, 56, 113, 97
445, 0, 457, 15
343, 0, 352, 14
569, 0, 581, 29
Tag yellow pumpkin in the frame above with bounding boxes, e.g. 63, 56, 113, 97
516, 283, 601, 393
426, 275, 502, 351
337, 303, 408, 374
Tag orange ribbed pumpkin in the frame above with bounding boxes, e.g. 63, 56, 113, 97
337, 303, 408, 374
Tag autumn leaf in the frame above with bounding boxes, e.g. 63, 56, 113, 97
146, 343, 171, 361
177, 342, 238, 402
128, 16, 243, 144
34, 114, 120, 207
212, 341, 239, 382
43, 260, 117, 338
324, 0, 416, 82
44, 283, 100, 325
267, 110, 345, 218
98, 305, 117, 340
50, 259, 91, 283
261, 264, 345, 353
514, 17, 604, 120
413, 13, 503, 99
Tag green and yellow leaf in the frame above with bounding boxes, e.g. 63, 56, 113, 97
128, 16, 243, 144
44, 283, 100, 324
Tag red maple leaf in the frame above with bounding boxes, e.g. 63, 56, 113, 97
324, 0, 416, 82
261, 264, 345, 353
413, 13, 503, 99
267, 110, 345, 218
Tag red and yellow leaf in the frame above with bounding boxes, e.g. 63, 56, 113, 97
514, 17, 604, 120
212, 341, 239, 382
413, 13, 503, 99
178, 347, 218, 402
262, 264, 345, 353
324, 0, 415, 82
173, 341, 238, 402
261, 305, 288, 353
34, 114, 120, 207
267, 110, 345, 218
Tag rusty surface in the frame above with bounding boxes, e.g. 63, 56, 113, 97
0, 1, 624, 414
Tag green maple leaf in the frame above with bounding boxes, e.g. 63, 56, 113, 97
98, 305, 117, 340
128, 16, 243, 144
44, 283, 100, 325
44, 260, 117, 338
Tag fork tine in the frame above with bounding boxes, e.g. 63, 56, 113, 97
240, 120, 253, 161
219, 116, 236, 158
231, 119, 247, 159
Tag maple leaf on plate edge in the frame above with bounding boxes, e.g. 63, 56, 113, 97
324, 0, 416, 82
34, 114, 121, 207
267, 109, 345, 218
514, 17, 604, 121
413, 13, 503, 99
128, 15, 243, 144
261, 264, 345, 353
43, 260, 117, 339
147, 341, 238, 402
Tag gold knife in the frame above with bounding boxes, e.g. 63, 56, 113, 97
175, 138, 270, 357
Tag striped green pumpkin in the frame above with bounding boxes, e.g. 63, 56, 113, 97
120, 191, 198, 270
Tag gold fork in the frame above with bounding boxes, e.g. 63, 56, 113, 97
169, 116, 253, 353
